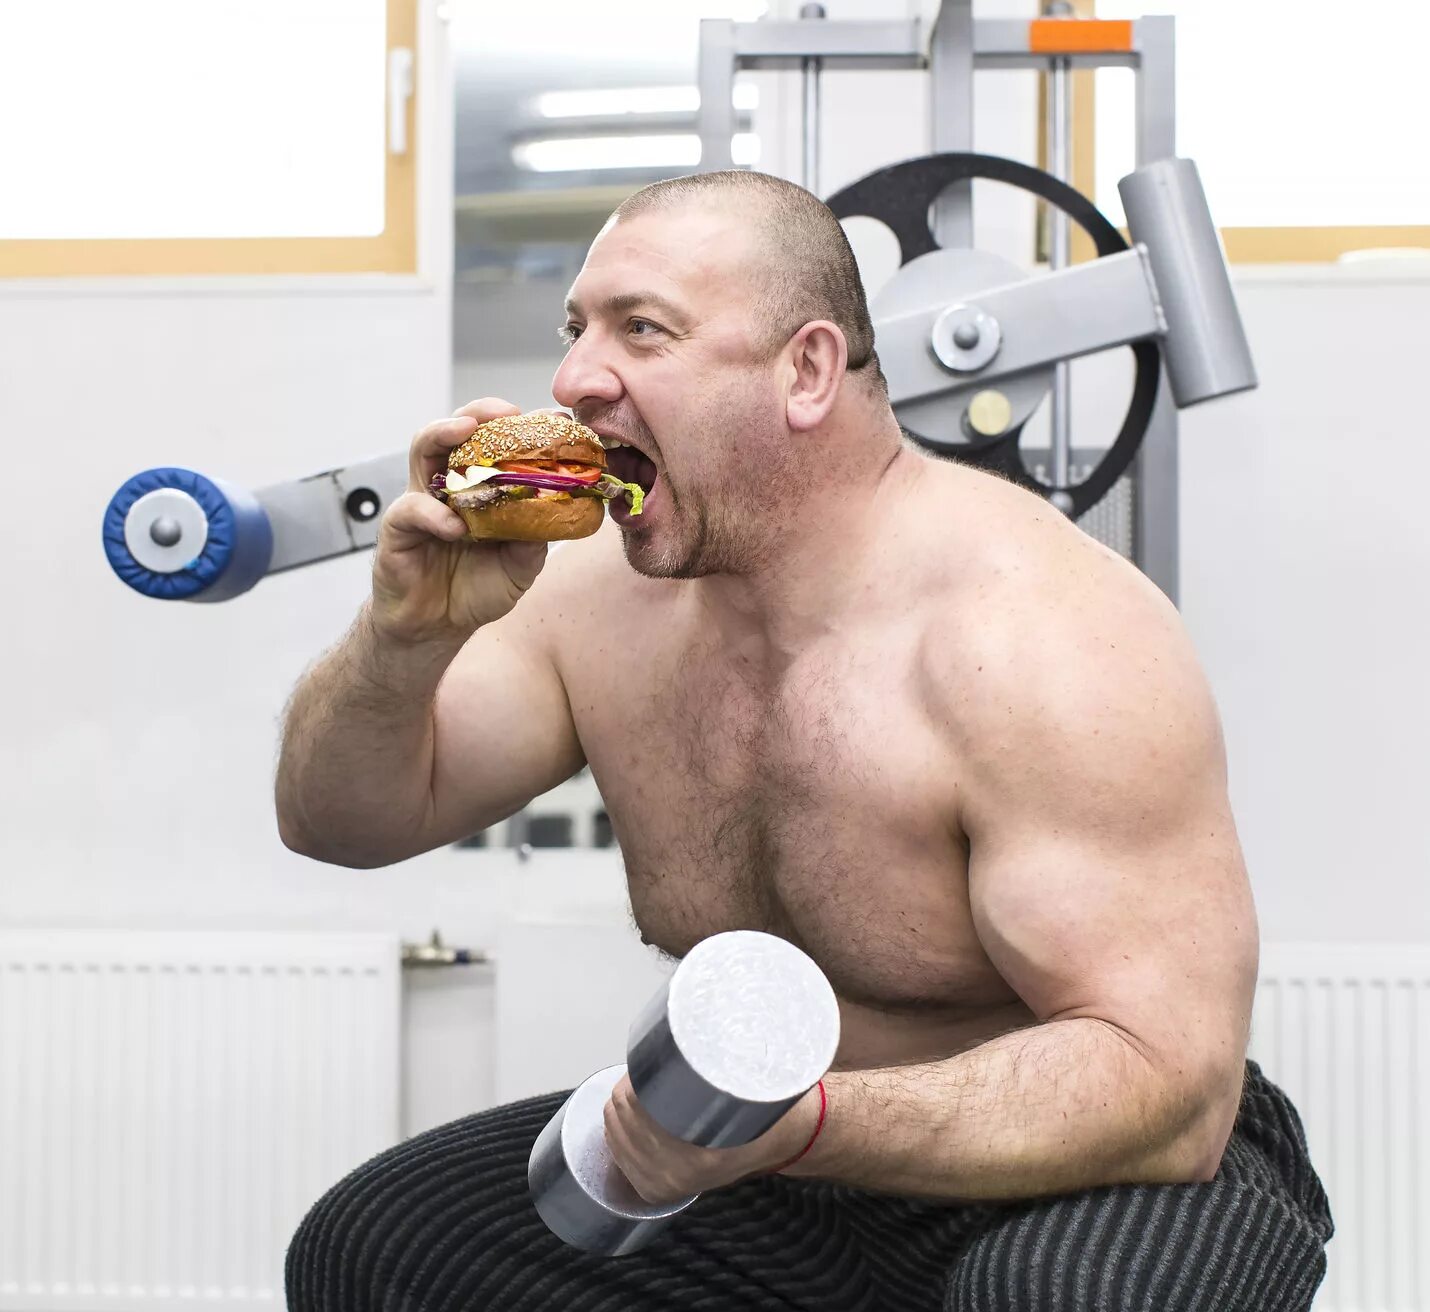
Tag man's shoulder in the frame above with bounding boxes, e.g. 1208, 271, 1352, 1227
915, 464, 1212, 758
543, 516, 629, 586
923, 462, 1176, 642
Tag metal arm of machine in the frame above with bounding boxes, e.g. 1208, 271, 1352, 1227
875, 246, 1166, 411
258, 452, 408, 574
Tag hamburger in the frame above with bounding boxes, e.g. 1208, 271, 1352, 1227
428, 411, 644, 542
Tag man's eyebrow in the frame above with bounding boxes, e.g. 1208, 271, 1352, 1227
563, 291, 690, 325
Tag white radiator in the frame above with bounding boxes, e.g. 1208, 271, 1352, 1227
1250, 944, 1430, 1312
0, 931, 402, 1312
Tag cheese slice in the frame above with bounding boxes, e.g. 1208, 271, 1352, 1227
444, 465, 504, 493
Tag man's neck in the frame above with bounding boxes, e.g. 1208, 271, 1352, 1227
690, 424, 923, 672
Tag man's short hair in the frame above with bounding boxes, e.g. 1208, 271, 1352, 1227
611, 170, 887, 397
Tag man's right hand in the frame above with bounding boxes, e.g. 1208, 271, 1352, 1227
371, 397, 550, 645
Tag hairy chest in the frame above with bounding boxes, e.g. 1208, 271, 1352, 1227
574, 631, 1005, 1009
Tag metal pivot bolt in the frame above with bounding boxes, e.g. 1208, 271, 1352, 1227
932, 304, 1002, 372
345, 487, 382, 522
965, 390, 1013, 438
122, 488, 210, 574
149, 516, 183, 547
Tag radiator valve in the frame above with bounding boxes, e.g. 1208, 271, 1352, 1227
400, 929, 488, 969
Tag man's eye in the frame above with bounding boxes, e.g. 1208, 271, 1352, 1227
629, 319, 661, 338
559, 323, 582, 345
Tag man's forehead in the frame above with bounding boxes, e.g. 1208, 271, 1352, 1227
565, 203, 756, 317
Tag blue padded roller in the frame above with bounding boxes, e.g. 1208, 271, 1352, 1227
103, 467, 273, 602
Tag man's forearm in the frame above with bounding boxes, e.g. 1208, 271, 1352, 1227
784, 1018, 1225, 1201
275, 602, 465, 866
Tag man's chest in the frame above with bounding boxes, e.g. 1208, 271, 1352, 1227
571, 630, 997, 1006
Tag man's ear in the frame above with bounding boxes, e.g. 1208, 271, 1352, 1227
785, 321, 848, 432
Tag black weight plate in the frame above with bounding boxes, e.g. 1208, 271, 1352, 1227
825, 152, 1160, 519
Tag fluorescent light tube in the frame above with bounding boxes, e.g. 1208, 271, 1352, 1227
513, 132, 760, 172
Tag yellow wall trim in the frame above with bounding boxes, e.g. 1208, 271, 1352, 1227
1221, 227, 1430, 264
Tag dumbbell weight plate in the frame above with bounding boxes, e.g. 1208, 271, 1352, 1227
629, 929, 842, 1147
529, 1062, 699, 1256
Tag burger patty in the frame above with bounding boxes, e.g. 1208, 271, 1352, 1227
446, 482, 596, 513
447, 485, 504, 512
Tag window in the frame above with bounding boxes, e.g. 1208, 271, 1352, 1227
1089, 0, 1430, 261
0, 0, 417, 276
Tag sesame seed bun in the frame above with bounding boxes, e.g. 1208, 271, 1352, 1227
449, 411, 606, 472
450, 490, 603, 542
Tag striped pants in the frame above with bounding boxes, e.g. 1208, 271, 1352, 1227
286, 1059, 1333, 1311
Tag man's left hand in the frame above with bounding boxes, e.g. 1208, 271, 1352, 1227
603, 1073, 819, 1204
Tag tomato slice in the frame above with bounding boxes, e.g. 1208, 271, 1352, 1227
496, 460, 602, 484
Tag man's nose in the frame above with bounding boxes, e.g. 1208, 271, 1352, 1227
552, 335, 623, 411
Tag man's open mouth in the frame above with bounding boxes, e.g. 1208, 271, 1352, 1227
604, 445, 659, 501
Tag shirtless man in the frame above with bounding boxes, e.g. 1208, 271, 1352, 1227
276, 171, 1331, 1311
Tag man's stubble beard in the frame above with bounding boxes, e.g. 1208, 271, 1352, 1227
621, 470, 757, 581
621, 407, 777, 582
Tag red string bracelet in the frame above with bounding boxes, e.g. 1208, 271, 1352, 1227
773, 1079, 827, 1174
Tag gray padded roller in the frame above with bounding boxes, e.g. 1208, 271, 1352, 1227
1119, 157, 1257, 407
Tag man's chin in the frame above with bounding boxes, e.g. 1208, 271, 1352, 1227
618, 517, 707, 580
621, 536, 699, 580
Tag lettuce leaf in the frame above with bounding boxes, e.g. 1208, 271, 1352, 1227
595, 473, 644, 515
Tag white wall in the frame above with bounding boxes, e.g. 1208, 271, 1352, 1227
1180, 268, 1430, 941
453, 354, 564, 414
0, 0, 454, 899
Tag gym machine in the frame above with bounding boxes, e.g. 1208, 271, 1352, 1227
103, 1, 1255, 608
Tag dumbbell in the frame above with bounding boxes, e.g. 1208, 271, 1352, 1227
527, 929, 840, 1256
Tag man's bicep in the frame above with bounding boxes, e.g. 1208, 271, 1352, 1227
421, 530, 627, 848
966, 809, 1250, 1063
961, 652, 1258, 1083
